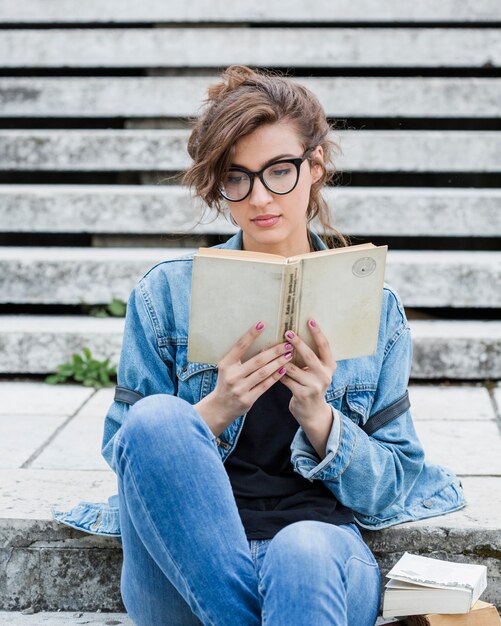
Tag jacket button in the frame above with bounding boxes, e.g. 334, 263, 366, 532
423, 499, 433, 508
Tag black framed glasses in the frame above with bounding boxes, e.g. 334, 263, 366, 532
219, 147, 315, 202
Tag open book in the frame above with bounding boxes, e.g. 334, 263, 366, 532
187, 242, 387, 366
382, 552, 488, 619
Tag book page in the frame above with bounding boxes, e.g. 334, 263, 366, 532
287, 242, 375, 263
297, 245, 387, 361
197, 247, 286, 263
385, 580, 456, 592
188, 256, 285, 364
386, 553, 487, 593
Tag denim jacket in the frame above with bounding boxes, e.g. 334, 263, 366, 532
52, 228, 466, 543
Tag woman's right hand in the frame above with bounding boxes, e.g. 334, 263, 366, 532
195, 321, 294, 435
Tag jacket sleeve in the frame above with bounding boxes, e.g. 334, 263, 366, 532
290, 314, 426, 518
100, 280, 177, 474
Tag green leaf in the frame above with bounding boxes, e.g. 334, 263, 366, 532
72, 353, 84, 366
99, 368, 110, 385
45, 374, 62, 384
58, 364, 74, 376
108, 298, 127, 317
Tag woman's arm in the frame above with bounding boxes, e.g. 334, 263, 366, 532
101, 281, 177, 473
290, 317, 425, 518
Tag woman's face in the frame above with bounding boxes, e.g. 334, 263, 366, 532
225, 121, 323, 257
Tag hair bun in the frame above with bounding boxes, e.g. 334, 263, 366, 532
206, 65, 258, 102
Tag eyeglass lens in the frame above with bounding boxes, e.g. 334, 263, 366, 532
221, 161, 298, 201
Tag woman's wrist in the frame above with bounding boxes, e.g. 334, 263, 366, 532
194, 392, 232, 438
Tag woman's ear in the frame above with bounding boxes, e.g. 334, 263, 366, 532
310, 145, 324, 184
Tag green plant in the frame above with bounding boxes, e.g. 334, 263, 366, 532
45, 348, 117, 389
83, 297, 127, 318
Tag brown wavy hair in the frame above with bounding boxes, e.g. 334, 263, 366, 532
183, 65, 350, 250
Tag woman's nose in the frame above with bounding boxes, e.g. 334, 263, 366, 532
249, 176, 273, 207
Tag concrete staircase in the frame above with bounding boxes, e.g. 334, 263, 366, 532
0, 0, 500, 620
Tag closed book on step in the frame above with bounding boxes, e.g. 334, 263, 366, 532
383, 552, 487, 619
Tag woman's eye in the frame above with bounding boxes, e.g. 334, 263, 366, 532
269, 167, 292, 177
226, 174, 245, 184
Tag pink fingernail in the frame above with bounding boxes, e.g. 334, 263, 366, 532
278, 366, 286, 375
309, 319, 317, 327
285, 330, 295, 340
256, 322, 265, 330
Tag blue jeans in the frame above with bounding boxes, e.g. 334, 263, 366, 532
114, 394, 381, 626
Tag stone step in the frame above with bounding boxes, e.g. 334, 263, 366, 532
0, 614, 413, 626
2, 130, 500, 173
0, 382, 499, 612
1, 28, 500, 69
0, 613, 132, 625
2, 0, 500, 23
1, 317, 500, 379
1, 185, 500, 237
2, 77, 501, 118
1, 476, 499, 612
1, 247, 499, 308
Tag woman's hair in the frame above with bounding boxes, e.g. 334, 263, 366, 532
183, 65, 350, 249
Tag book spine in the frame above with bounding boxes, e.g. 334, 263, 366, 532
279, 261, 301, 364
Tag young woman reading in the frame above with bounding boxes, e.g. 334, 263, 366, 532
108, 65, 466, 626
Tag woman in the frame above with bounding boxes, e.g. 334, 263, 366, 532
104, 66, 466, 625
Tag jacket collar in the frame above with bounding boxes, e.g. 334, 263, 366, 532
220, 228, 327, 253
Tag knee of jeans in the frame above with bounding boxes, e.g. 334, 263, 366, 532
266, 521, 338, 565
121, 394, 198, 443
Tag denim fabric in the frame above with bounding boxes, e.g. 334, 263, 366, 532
115, 393, 381, 626
52, 227, 467, 540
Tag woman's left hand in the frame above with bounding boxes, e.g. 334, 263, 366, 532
279, 319, 337, 424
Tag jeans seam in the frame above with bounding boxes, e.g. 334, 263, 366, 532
118, 447, 216, 626
346, 554, 381, 625
257, 576, 267, 625
343, 524, 378, 567
347, 553, 380, 570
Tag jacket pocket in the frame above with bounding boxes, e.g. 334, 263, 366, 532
176, 345, 218, 403
343, 387, 376, 427
325, 384, 376, 426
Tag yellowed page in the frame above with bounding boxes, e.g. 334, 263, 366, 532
297, 245, 387, 361
287, 242, 375, 263
188, 256, 285, 364
198, 247, 286, 263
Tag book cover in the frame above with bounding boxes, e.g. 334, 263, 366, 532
187, 242, 387, 366
403, 600, 501, 626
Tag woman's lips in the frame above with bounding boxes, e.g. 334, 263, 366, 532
252, 215, 281, 228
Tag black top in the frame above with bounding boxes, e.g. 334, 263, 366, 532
224, 380, 354, 539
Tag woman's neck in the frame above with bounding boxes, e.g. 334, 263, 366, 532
241, 230, 313, 257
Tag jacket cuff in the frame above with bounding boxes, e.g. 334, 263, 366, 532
290, 404, 357, 482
